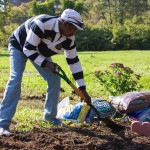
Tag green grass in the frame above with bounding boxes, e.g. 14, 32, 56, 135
1, 47, 150, 99
0, 46, 150, 131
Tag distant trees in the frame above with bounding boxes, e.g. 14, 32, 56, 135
0, 0, 150, 49
0, 0, 10, 32
1, 0, 149, 27
112, 0, 149, 24
62, 0, 87, 15
62, 0, 75, 9
4, 0, 56, 25
81, 0, 150, 25
7, 3, 31, 24
29, 0, 55, 16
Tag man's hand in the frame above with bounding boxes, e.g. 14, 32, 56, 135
80, 90, 91, 105
45, 61, 58, 74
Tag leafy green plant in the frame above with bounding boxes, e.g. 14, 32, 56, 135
93, 62, 142, 96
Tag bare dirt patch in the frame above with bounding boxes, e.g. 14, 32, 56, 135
0, 121, 150, 150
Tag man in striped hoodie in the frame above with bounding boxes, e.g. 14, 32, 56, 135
0, 9, 91, 135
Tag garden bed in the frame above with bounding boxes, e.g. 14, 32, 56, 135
0, 121, 150, 150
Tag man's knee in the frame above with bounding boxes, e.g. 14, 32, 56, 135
46, 75, 60, 88
8, 74, 22, 85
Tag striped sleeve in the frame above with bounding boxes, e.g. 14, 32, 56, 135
64, 47, 86, 90
23, 19, 48, 67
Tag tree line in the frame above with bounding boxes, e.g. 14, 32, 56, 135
0, 0, 150, 50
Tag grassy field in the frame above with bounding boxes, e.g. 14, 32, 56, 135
0, 46, 150, 130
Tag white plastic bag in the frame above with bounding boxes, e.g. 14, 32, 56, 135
56, 97, 90, 123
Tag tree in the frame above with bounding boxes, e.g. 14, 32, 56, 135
74, 1, 88, 15
81, 0, 150, 26
114, 0, 128, 24
80, 0, 110, 25
62, 0, 75, 10
0, 0, 10, 32
29, 0, 55, 16
0, 0, 5, 10
62, 0, 87, 16
7, 3, 31, 25
113, 0, 149, 24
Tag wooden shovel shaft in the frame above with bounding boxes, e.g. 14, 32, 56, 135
69, 83, 86, 100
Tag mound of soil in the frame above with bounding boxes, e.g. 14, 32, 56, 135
0, 121, 150, 150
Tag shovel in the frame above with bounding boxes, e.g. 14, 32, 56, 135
56, 65, 124, 130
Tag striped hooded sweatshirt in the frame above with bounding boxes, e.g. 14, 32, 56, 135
9, 14, 86, 90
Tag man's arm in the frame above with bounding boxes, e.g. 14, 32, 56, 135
64, 47, 85, 89
64, 47, 91, 104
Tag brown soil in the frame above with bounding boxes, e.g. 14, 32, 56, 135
0, 121, 150, 150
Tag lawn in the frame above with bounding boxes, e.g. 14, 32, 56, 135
0, 46, 150, 130
1, 47, 150, 98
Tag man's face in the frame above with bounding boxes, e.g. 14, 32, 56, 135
61, 22, 77, 37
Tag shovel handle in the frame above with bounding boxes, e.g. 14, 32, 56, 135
69, 83, 86, 100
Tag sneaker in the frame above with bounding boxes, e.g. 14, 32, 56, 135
131, 121, 150, 136
0, 125, 12, 135
44, 118, 66, 126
